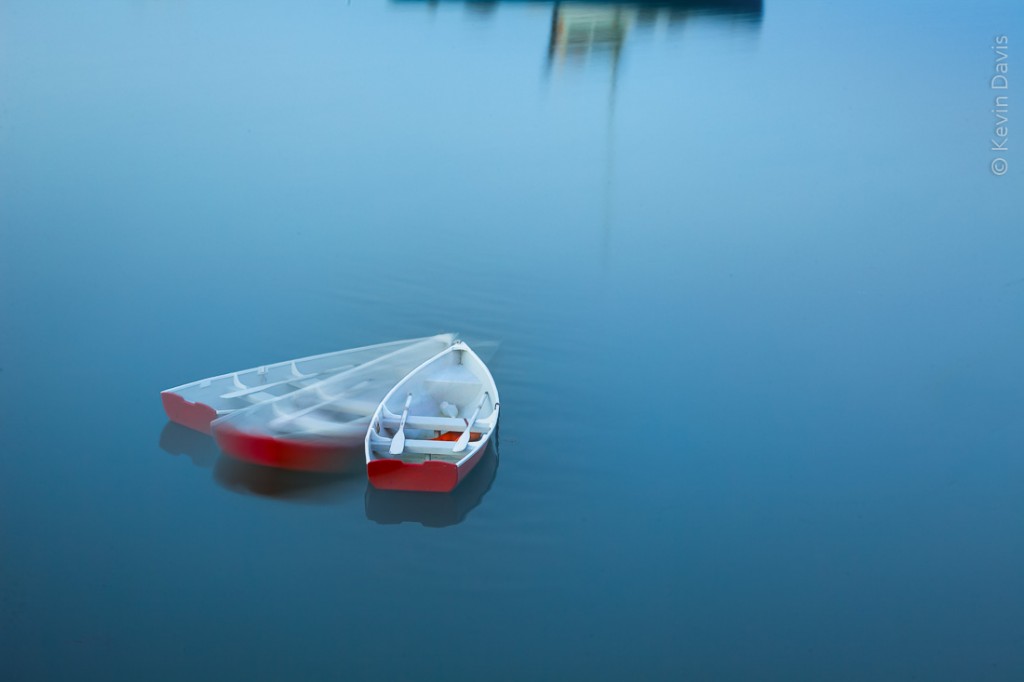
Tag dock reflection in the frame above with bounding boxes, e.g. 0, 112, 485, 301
393, 1, 763, 67
549, 1, 762, 66
364, 439, 499, 527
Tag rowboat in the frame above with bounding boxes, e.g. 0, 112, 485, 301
212, 334, 457, 472
160, 336, 440, 435
365, 341, 499, 493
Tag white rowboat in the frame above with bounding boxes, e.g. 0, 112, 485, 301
211, 334, 457, 472
160, 336, 440, 434
365, 341, 499, 493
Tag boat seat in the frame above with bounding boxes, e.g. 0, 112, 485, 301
369, 436, 476, 459
380, 407, 494, 433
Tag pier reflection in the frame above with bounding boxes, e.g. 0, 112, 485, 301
393, 1, 763, 67
549, 1, 762, 67
391, 1, 763, 268
365, 440, 499, 527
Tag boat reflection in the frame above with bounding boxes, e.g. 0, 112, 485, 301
159, 421, 219, 468
213, 456, 365, 505
159, 420, 364, 504
159, 419, 499, 511
365, 439, 499, 527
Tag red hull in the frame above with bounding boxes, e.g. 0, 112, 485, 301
213, 425, 364, 473
367, 441, 488, 493
161, 391, 218, 435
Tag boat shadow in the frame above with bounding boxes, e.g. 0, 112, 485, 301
158, 421, 365, 505
364, 436, 500, 528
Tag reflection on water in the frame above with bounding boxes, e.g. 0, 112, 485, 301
213, 457, 365, 505
395, 1, 762, 69
160, 420, 363, 505
158, 420, 499, 519
158, 422, 219, 469
392, 1, 763, 271
549, 1, 761, 66
365, 438, 499, 527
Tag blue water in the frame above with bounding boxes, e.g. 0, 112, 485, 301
2, 1, 1023, 680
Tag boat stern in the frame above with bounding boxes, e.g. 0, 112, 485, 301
367, 445, 487, 493
367, 458, 461, 493
161, 391, 218, 435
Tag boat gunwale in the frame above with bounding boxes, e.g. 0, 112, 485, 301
161, 334, 445, 395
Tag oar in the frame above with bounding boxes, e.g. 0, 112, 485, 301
452, 392, 488, 453
389, 393, 414, 455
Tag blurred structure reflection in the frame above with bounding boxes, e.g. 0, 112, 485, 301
548, 4, 632, 68
547, 1, 761, 72
393, 1, 763, 68
392, 1, 763, 268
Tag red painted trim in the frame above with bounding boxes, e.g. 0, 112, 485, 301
161, 391, 217, 435
368, 459, 459, 493
213, 424, 363, 473
367, 441, 488, 493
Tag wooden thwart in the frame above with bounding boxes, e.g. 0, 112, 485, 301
379, 413, 495, 432
370, 437, 480, 458
218, 364, 356, 400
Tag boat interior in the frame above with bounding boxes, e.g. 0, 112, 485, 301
211, 338, 458, 438
207, 362, 356, 408
368, 347, 498, 463
169, 336, 454, 410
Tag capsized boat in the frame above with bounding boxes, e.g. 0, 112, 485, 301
160, 336, 437, 434
212, 334, 457, 472
365, 341, 499, 493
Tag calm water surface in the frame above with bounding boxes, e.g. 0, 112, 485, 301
1, 1, 1023, 680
